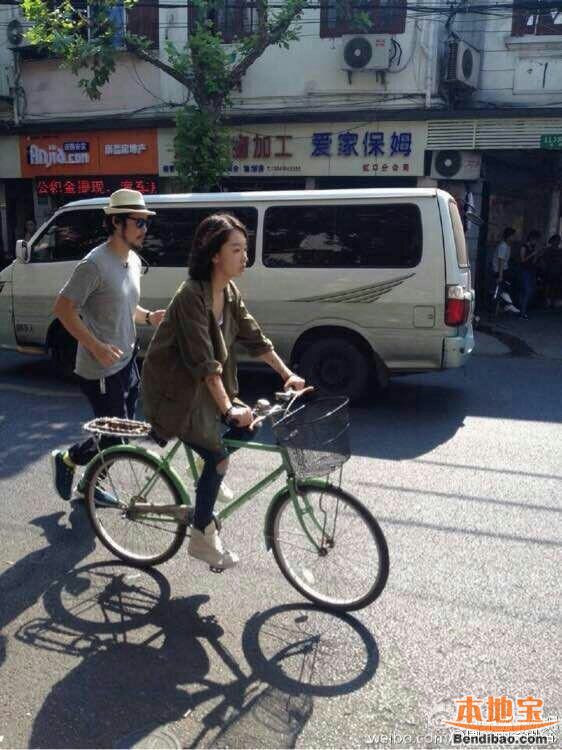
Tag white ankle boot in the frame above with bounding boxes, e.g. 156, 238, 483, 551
188, 521, 239, 569
193, 456, 234, 503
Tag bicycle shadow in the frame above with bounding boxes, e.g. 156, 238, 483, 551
18, 564, 378, 749
0, 506, 95, 668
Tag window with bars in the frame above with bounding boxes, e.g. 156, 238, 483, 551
188, 0, 258, 42
320, 0, 407, 38
512, 0, 562, 35
69, 0, 159, 48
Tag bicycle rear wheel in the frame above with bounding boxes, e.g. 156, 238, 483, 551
84, 449, 187, 567
267, 484, 389, 611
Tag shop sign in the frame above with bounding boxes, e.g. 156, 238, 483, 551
540, 134, 562, 150
158, 122, 426, 178
36, 176, 159, 197
21, 130, 158, 177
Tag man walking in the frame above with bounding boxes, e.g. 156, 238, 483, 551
50, 189, 165, 502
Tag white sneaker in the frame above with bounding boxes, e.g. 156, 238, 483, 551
193, 456, 234, 503
188, 521, 239, 569
504, 304, 520, 314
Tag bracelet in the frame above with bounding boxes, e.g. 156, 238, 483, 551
145, 310, 152, 326
224, 405, 234, 419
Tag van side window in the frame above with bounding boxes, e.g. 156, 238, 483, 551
263, 204, 422, 268
32, 210, 106, 262
142, 207, 257, 268
448, 199, 469, 267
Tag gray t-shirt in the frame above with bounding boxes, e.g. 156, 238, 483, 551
59, 242, 141, 379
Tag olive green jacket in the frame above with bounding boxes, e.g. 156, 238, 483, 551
141, 279, 273, 452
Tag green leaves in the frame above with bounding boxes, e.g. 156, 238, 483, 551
174, 107, 232, 191
20, 0, 317, 189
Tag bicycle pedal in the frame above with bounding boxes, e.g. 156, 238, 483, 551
209, 566, 225, 574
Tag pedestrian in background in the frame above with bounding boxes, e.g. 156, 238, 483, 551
492, 227, 519, 314
542, 234, 562, 309
519, 230, 542, 319
50, 189, 166, 503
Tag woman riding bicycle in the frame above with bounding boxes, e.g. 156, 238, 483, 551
141, 213, 305, 569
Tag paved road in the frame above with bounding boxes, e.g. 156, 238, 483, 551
0, 340, 561, 749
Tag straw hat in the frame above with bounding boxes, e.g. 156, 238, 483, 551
104, 188, 156, 216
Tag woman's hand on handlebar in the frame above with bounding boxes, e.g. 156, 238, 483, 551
226, 404, 253, 428
284, 372, 306, 392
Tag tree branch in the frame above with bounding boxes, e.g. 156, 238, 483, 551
124, 38, 193, 89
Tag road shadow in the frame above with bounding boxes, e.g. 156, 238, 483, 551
0, 506, 95, 667
0, 354, 86, 479
18, 563, 378, 749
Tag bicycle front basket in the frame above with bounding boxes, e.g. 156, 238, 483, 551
272, 396, 350, 479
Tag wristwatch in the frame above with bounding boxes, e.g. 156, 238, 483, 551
145, 310, 152, 325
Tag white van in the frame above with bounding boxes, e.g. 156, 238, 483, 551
0, 188, 474, 400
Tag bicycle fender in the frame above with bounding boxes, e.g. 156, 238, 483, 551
83, 444, 192, 506
263, 479, 333, 551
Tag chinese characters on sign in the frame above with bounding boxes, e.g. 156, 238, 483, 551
443, 694, 560, 739
158, 123, 424, 177
36, 177, 158, 197
21, 130, 158, 177
104, 143, 148, 156
311, 129, 413, 172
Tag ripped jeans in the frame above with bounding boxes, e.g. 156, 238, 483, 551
187, 422, 261, 531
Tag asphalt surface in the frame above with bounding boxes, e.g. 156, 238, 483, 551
0, 337, 561, 749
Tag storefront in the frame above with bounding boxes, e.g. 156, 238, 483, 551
0, 135, 30, 264
157, 121, 426, 191
19, 129, 160, 227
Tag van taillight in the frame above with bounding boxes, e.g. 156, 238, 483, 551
445, 285, 470, 326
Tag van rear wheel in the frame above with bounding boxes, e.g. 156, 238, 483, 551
298, 337, 370, 402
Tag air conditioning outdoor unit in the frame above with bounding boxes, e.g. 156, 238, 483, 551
430, 150, 482, 181
443, 39, 481, 90
342, 35, 391, 72
6, 17, 32, 47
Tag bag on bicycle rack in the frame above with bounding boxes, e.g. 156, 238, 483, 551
271, 396, 350, 479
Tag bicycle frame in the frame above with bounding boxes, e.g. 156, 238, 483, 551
87, 435, 331, 553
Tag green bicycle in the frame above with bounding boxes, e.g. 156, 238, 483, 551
80, 391, 389, 612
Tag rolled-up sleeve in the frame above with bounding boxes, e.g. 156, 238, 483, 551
236, 296, 274, 357
172, 290, 223, 380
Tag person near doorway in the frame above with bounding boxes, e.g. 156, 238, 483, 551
519, 230, 543, 319
542, 234, 562, 308
491, 227, 519, 314
24, 219, 37, 243
50, 189, 166, 503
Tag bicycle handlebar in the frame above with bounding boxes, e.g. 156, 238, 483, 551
247, 386, 315, 430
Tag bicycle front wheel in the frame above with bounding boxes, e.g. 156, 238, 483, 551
268, 484, 389, 611
85, 449, 187, 567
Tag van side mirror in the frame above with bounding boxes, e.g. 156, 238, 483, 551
15, 239, 30, 263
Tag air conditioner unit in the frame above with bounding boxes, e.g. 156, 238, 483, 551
6, 17, 32, 47
342, 35, 391, 72
431, 150, 482, 181
443, 39, 481, 90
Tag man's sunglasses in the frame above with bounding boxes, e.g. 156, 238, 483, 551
126, 216, 151, 230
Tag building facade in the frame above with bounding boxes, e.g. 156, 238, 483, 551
0, 0, 561, 274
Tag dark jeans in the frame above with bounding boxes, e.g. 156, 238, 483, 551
187, 422, 260, 532
68, 356, 140, 466
519, 268, 537, 316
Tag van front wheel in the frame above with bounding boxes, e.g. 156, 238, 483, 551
298, 337, 370, 401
